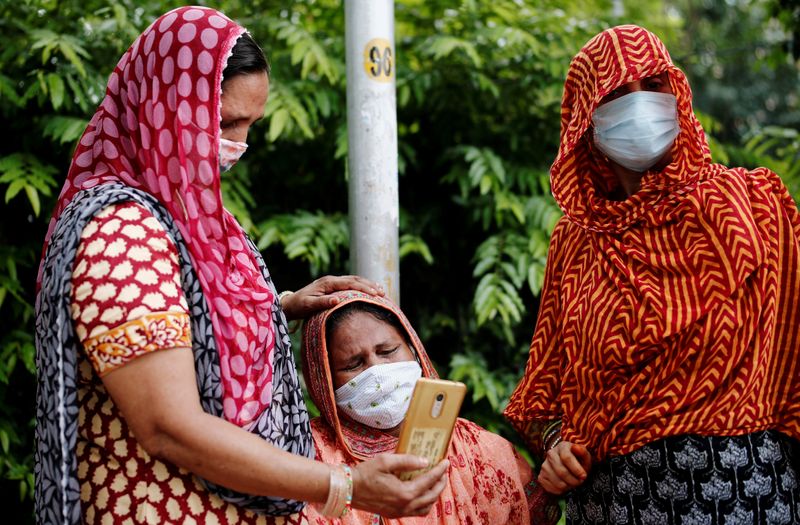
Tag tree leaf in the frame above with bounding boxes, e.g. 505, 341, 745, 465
268, 108, 290, 142
47, 74, 65, 110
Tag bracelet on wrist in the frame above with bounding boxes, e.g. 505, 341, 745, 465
277, 290, 301, 332
342, 465, 353, 516
541, 420, 562, 452
317, 465, 352, 518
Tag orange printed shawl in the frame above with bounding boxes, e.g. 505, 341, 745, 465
301, 292, 550, 525
504, 25, 800, 461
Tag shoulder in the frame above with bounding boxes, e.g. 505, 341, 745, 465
543, 214, 585, 272
699, 165, 800, 221
700, 164, 792, 200
746, 167, 797, 204
550, 214, 576, 243
72, 200, 188, 343
77, 201, 179, 265
81, 201, 169, 238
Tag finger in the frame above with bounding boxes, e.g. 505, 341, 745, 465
546, 450, 584, 487
537, 469, 567, 495
539, 466, 572, 495
539, 460, 566, 489
409, 469, 448, 514
327, 275, 384, 295
299, 294, 341, 315
379, 453, 430, 473
559, 448, 588, 481
571, 443, 593, 471
407, 459, 449, 492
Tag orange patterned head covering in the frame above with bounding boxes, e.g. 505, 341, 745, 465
505, 25, 800, 461
552, 24, 711, 233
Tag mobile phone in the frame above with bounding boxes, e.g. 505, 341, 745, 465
395, 378, 467, 480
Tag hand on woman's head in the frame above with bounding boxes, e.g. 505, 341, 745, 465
281, 276, 385, 321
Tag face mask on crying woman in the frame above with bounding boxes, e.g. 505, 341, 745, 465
334, 360, 422, 429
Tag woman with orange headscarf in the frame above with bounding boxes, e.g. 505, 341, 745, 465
505, 25, 800, 523
301, 291, 559, 525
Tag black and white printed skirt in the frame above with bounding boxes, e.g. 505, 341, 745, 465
566, 430, 800, 524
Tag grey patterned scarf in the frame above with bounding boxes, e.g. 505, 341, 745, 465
35, 184, 312, 524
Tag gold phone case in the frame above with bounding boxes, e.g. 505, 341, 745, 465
395, 378, 467, 480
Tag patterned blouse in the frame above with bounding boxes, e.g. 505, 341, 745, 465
70, 202, 304, 525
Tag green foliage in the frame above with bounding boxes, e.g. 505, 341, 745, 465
743, 127, 800, 180
724, 125, 800, 201
258, 211, 350, 276
0, 0, 797, 522
0, 154, 59, 217
667, 0, 800, 141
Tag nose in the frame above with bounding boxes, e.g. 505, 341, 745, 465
363, 354, 380, 369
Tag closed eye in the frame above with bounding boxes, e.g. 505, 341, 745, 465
339, 358, 363, 372
378, 347, 399, 357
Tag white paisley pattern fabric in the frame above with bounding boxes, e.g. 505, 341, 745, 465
566, 431, 800, 524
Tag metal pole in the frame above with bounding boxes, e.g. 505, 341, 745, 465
612, 0, 624, 18
345, 0, 400, 303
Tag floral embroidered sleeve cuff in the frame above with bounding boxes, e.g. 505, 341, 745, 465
70, 201, 192, 376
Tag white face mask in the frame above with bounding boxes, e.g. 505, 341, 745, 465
334, 360, 422, 429
219, 137, 248, 173
592, 91, 680, 172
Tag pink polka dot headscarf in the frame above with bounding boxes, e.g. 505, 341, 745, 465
43, 6, 276, 427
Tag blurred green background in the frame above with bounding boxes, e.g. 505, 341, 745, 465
1, 0, 798, 520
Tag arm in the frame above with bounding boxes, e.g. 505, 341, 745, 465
102, 345, 448, 517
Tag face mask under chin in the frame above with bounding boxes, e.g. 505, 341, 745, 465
219, 137, 248, 173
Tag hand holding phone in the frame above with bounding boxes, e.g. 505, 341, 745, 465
395, 378, 466, 480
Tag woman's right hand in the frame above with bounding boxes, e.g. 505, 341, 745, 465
538, 441, 592, 495
350, 454, 449, 517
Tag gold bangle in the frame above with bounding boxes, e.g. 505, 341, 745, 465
278, 290, 294, 303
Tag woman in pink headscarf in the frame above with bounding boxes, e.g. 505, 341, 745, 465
35, 7, 446, 524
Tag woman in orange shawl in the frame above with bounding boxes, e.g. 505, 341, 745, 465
302, 292, 558, 524
505, 25, 800, 523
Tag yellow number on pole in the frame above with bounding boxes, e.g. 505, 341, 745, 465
363, 38, 393, 82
